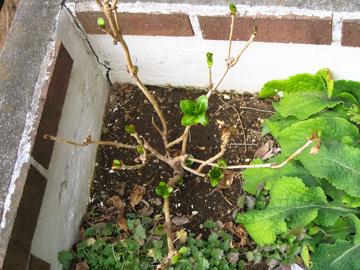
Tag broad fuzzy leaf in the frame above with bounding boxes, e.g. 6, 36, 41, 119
242, 153, 317, 194
311, 238, 360, 270
333, 80, 360, 103
237, 177, 360, 246
316, 68, 334, 97
260, 73, 326, 98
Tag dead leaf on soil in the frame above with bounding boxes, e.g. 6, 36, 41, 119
176, 230, 188, 243
114, 181, 127, 196
131, 185, 146, 210
106, 195, 125, 219
119, 83, 132, 97
118, 218, 128, 232
76, 262, 89, 270
217, 169, 234, 190
78, 227, 86, 242
140, 204, 154, 216
172, 216, 190, 226
195, 233, 203, 241
254, 140, 281, 161
224, 222, 249, 248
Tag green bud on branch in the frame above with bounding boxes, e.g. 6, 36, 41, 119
156, 182, 173, 198
125, 125, 136, 134
229, 3, 237, 14
206, 52, 213, 67
136, 145, 144, 154
208, 166, 225, 187
97, 17, 106, 30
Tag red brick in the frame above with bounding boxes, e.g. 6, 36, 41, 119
28, 254, 50, 270
76, 11, 194, 36
198, 14, 332, 45
342, 20, 360, 47
30, 41, 73, 169
2, 164, 47, 270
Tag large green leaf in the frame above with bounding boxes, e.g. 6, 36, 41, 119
316, 68, 334, 97
311, 238, 360, 270
318, 218, 356, 245
333, 80, 360, 103
236, 177, 360, 246
260, 73, 326, 98
277, 117, 360, 156
242, 153, 317, 194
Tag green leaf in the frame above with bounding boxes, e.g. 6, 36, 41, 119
217, 159, 227, 168
347, 104, 360, 124
181, 114, 197, 126
133, 224, 146, 240
300, 245, 311, 268
58, 251, 73, 265
180, 100, 197, 115
237, 195, 246, 209
204, 220, 218, 228
196, 95, 208, 115
333, 79, 360, 103
316, 68, 334, 97
236, 177, 360, 246
311, 238, 360, 270
185, 154, 194, 167
193, 114, 209, 126
177, 177, 184, 185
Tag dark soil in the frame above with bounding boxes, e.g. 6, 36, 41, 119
88, 84, 276, 269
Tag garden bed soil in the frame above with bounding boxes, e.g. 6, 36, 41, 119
88, 84, 277, 269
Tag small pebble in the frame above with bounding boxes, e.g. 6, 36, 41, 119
144, 100, 148, 104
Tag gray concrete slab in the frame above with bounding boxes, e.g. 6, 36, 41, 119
0, 1, 64, 219
70, 0, 360, 12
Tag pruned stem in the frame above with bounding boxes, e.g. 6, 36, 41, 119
197, 131, 231, 174
181, 159, 206, 177
44, 134, 137, 149
210, 30, 257, 95
227, 15, 235, 61
271, 140, 313, 169
95, 0, 170, 155
167, 126, 191, 149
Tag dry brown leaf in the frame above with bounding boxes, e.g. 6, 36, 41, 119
131, 185, 146, 209
217, 169, 234, 190
119, 83, 132, 97
118, 218, 128, 232
106, 195, 125, 219
254, 140, 281, 160
172, 216, 190, 226
195, 233, 203, 241
114, 181, 127, 196
224, 222, 249, 248
140, 205, 154, 216
81, 212, 91, 223
78, 227, 87, 242
76, 262, 89, 270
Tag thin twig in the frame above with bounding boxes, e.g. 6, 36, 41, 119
227, 15, 235, 61
44, 134, 137, 149
241, 106, 274, 113
167, 126, 191, 149
220, 96, 247, 151
181, 160, 206, 177
197, 132, 231, 173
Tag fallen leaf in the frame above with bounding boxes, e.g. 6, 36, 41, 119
195, 233, 203, 241
119, 83, 132, 97
224, 222, 249, 248
78, 227, 86, 242
172, 216, 190, 226
81, 212, 91, 223
217, 170, 234, 190
131, 185, 146, 209
254, 140, 281, 160
118, 218, 128, 232
140, 205, 154, 216
114, 181, 127, 196
216, 220, 224, 229
76, 262, 89, 270
106, 195, 125, 219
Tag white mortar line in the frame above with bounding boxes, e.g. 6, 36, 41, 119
0, 41, 56, 229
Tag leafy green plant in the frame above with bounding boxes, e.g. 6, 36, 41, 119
217, 159, 227, 168
237, 68, 360, 269
207, 166, 225, 187
156, 181, 174, 198
180, 95, 209, 126
59, 216, 249, 270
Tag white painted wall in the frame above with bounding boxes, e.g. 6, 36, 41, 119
75, 2, 360, 93
30, 7, 109, 270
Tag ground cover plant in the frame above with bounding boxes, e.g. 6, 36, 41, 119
51, 1, 360, 269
